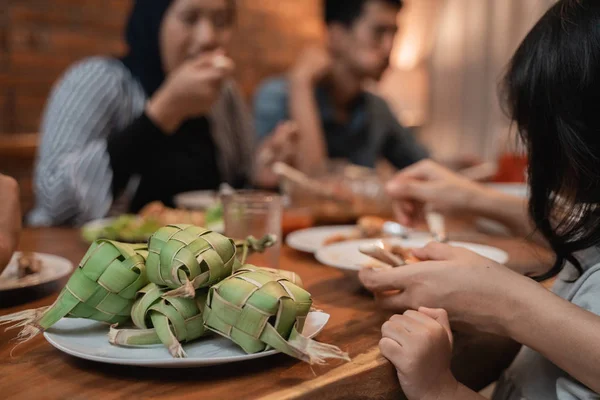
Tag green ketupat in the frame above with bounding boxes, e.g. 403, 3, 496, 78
109, 283, 208, 357
0, 240, 149, 343
203, 265, 350, 364
145, 224, 276, 298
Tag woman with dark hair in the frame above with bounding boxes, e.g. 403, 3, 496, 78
29, 0, 290, 226
359, 1, 600, 399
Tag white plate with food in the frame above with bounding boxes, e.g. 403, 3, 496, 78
286, 216, 428, 254
44, 311, 329, 368
174, 190, 218, 210
315, 238, 509, 271
286, 225, 359, 253
0, 252, 73, 291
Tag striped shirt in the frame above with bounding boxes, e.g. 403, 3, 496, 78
29, 57, 254, 226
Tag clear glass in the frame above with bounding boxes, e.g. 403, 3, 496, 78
222, 191, 282, 269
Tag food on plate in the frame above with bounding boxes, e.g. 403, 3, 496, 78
139, 201, 205, 226
323, 216, 388, 245
82, 201, 224, 243
17, 252, 43, 278
386, 244, 420, 264
1, 225, 348, 364
82, 214, 162, 243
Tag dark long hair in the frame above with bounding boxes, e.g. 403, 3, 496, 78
503, 0, 600, 280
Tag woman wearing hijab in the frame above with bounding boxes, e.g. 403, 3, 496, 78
29, 0, 285, 226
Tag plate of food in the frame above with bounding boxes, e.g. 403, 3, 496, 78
3, 233, 348, 369
315, 237, 509, 271
43, 311, 330, 367
82, 201, 224, 243
0, 252, 73, 291
286, 216, 428, 253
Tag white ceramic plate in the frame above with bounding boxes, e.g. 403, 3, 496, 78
0, 252, 73, 291
174, 191, 218, 210
286, 226, 359, 253
44, 311, 329, 368
315, 238, 509, 271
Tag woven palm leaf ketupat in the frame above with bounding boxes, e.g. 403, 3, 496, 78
146, 225, 276, 298
0, 241, 149, 343
109, 283, 208, 358
203, 266, 350, 365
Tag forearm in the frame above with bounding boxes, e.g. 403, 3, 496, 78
505, 281, 600, 393
470, 188, 541, 241
288, 75, 327, 175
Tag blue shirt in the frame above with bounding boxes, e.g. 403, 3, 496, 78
254, 77, 428, 169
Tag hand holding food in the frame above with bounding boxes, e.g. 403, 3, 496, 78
386, 160, 490, 226
359, 242, 539, 335
146, 51, 235, 133
380, 308, 458, 400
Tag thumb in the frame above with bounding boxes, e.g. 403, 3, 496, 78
419, 307, 453, 346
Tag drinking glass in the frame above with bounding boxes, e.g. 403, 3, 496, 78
222, 191, 282, 268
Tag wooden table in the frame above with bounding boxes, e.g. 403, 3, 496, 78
0, 228, 553, 400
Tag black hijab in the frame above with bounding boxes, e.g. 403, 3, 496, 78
121, 0, 173, 97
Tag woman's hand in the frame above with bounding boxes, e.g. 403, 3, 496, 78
0, 174, 21, 273
386, 160, 490, 226
380, 308, 459, 400
146, 51, 234, 133
360, 242, 539, 336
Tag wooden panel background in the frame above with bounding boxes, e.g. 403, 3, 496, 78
0, 0, 323, 134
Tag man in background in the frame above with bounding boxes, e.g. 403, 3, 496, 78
0, 174, 21, 274
254, 0, 428, 187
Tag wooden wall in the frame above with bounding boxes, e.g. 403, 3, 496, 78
0, 0, 323, 134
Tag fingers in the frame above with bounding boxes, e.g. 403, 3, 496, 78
419, 307, 453, 346
359, 266, 417, 292
411, 242, 457, 262
379, 337, 403, 365
374, 291, 413, 311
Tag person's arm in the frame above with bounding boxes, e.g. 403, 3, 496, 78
386, 160, 544, 244
378, 99, 429, 170
252, 80, 296, 188
30, 60, 124, 226
361, 244, 600, 395
503, 276, 600, 394
286, 47, 334, 176
287, 74, 328, 175
0, 175, 21, 274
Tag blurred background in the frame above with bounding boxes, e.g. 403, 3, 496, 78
0, 0, 553, 214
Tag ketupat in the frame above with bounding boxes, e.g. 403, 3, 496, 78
0, 240, 149, 343
203, 266, 350, 364
109, 283, 208, 358
145, 224, 276, 298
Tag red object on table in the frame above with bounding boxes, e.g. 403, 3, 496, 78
493, 153, 528, 183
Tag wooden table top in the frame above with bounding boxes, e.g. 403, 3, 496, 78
0, 227, 554, 400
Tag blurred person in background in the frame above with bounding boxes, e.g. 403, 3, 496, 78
253, 0, 428, 187
0, 174, 21, 274
29, 0, 289, 226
